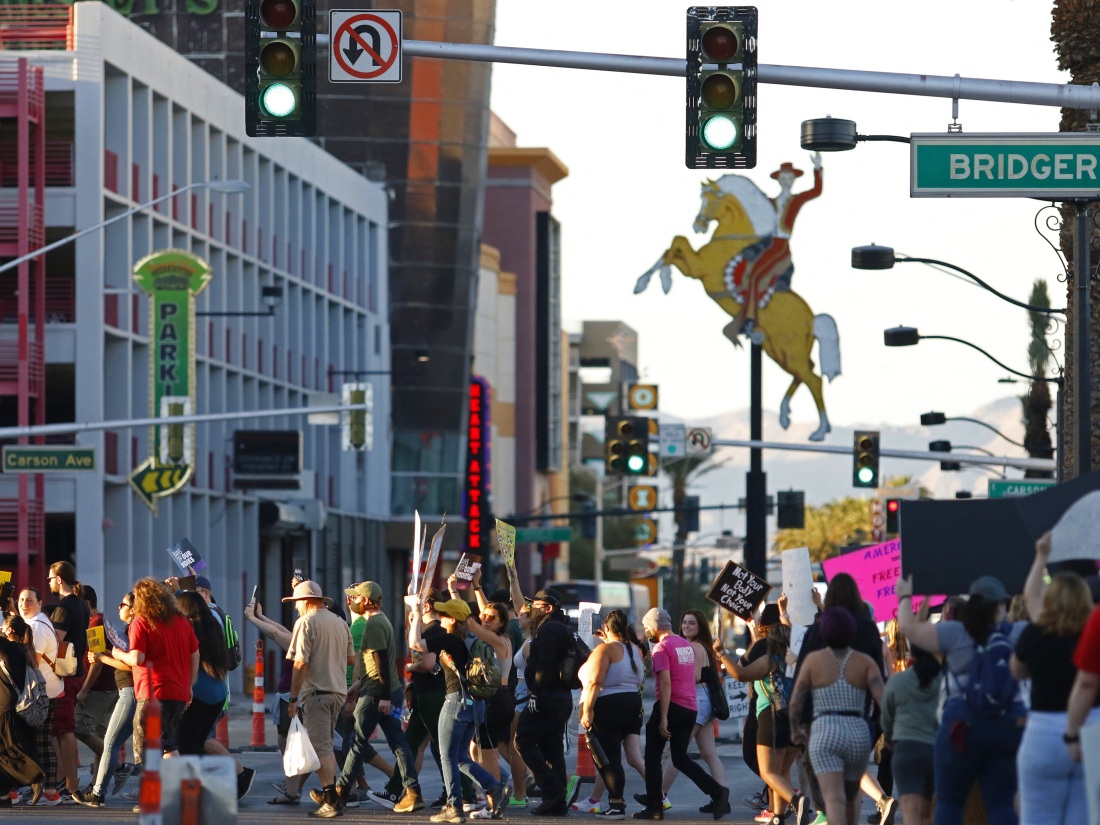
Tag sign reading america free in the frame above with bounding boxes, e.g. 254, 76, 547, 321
822, 539, 943, 621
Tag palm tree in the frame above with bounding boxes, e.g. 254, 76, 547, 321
1022, 280, 1055, 478
1052, 1, 1100, 476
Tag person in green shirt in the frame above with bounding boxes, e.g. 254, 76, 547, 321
335, 583, 374, 805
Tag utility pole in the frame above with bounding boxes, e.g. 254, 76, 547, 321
594, 472, 605, 585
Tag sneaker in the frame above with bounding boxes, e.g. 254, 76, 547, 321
631, 809, 663, 821
755, 812, 775, 824
431, 804, 467, 824
744, 792, 768, 812
356, 788, 372, 804
709, 788, 731, 821
431, 793, 449, 809
878, 796, 897, 825
308, 802, 343, 818
595, 804, 625, 821
58, 789, 76, 805
395, 789, 425, 813
72, 788, 105, 808
369, 790, 401, 810
811, 813, 828, 825
237, 766, 256, 801
470, 808, 495, 820
337, 786, 359, 809
112, 762, 135, 795
572, 797, 604, 813
490, 784, 512, 819
793, 793, 812, 825
121, 789, 140, 802
509, 799, 529, 808
631, 794, 671, 811
310, 789, 327, 805
40, 790, 62, 806
565, 775, 580, 807
464, 800, 486, 813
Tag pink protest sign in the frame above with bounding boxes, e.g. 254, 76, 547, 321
822, 539, 944, 621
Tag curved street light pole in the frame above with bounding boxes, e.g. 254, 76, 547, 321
921, 412, 1026, 450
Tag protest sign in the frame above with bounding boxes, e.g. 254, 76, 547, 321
823, 539, 943, 620
495, 519, 516, 569
706, 561, 771, 620
454, 554, 481, 584
293, 557, 307, 582
781, 547, 816, 626
86, 625, 106, 654
167, 538, 206, 573
725, 678, 751, 719
0, 571, 10, 585
1051, 491, 1100, 562
578, 601, 602, 649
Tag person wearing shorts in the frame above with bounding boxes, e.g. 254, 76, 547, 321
880, 645, 941, 825
284, 580, 354, 818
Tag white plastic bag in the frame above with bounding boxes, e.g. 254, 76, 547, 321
283, 715, 321, 777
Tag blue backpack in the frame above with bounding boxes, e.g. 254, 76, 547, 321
962, 625, 1019, 719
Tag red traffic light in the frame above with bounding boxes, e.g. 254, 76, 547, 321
701, 24, 740, 62
260, 0, 298, 29
886, 499, 900, 513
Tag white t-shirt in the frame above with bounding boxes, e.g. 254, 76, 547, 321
27, 611, 63, 698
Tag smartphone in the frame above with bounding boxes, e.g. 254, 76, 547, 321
178, 575, 197, 591
249, 584, 259, 606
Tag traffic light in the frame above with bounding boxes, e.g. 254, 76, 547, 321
885, 498, 900, 534
246, 0, 316, 137
777, 490, 805, 529
852, 430, 880, 488
686, 6, 758, 169
605, 416, 651, 476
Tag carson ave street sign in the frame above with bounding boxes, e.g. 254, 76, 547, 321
3, 446, 96, 472
911, 133, 1100, 198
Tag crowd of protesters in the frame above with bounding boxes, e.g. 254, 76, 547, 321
4, 528, 1098, 825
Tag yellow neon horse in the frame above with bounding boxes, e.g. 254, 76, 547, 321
635, 174, 840, 442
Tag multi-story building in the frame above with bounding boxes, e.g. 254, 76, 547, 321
0, 4, 390, 677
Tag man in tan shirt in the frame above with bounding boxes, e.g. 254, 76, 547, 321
284, 580, 354, 819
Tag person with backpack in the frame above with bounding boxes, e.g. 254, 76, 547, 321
409, 596, 507, 824
0, 614, 45, 807
18, 587, 64, 804
897, 573, 1028, 825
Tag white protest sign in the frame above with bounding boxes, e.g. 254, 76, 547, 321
1051, 491, 1100, 562
578, 601, 602, 649
454, 554, 481, 583
781, 547, 817, 626
725, 678, 750, 719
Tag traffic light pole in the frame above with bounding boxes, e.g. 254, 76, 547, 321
401, 40, 1100, 112
744, 343, 767, 580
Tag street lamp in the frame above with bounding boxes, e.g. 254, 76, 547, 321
920, 410, 1025, 449
852, 245, 1066, 315
0, 179, 250, 277
196, 285, 283, 317
885, 325, 1063, 480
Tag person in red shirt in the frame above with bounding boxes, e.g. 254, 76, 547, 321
1065, 600, 1100, 762
109, 578, 198, 757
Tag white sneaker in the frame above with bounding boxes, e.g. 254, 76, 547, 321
469, 807, 495, 819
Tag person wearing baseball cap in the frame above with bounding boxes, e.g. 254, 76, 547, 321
635, 608, 730, 820
283, 579, 354, 817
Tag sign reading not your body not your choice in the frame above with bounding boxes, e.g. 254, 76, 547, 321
706, 561, 771, 621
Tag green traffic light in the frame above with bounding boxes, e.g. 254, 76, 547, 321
702, 115, 739, 151
857, 466, 875, 484
626, 454, 646, 473
261, 83, 298, 118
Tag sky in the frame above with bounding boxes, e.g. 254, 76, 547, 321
489, 0, 1071, 447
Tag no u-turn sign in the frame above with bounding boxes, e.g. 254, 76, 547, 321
330, 9, 403, 83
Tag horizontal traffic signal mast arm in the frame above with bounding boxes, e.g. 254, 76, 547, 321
495, 502, 745, 526
709, 436, 1055, 473
400, 40, 1100, 111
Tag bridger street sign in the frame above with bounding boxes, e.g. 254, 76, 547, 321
911, 133, 1100, 198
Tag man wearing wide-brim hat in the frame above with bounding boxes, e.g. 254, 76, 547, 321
283, 580, 354, 818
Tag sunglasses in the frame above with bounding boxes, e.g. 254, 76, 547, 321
119, 602, 131, 609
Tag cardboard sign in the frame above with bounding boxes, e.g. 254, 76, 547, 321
823, 539, 943, 620
86, 625, 106, 654
578, 601, 602, 649
495, 519, 516, 569
706, 561, 771, 620
167, 538, 206, 573
781, 547, 816, 626
454, 554, 481, 583
1051, 490, 1100, 562
0, 571, 10, 584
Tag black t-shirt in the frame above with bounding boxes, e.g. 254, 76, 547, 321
51, 592, 91, 678
411, 621, 447, 693
426, 630, 469, 694
526, 616, 572, 696
1014, 622, 1100, 712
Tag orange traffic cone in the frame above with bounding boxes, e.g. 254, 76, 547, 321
137, 696, 163, 825
245, 639, 276, 750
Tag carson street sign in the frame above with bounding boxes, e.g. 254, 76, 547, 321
911, 133, 1100, 198
2, 446, 96, 472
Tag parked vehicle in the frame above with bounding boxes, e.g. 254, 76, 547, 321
553, 579, 652, 637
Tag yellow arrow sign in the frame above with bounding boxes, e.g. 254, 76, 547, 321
129, 458, 192, 514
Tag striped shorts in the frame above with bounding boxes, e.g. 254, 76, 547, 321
808, 714, 871, 782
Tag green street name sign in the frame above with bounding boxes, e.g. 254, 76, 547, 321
987, 479, 1056, 498
912, 133, 1100, 198
515, 526, 573, 543
2, 446, 96, 472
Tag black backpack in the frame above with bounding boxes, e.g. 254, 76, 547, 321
560, 629, 592, 690
212, 604, 242, 671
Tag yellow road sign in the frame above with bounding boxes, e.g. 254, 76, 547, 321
627, 485, 658, 511
628, 384, 658, 410
635, 518, 658, 546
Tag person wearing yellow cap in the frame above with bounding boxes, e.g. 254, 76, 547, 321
410, 596, 507, 824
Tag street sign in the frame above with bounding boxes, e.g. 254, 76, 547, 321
634, 519, 658, 546
627, 484, 658, 512
2, 446, 96, 472
686, 426, 713, 455
628, 383, 658, 411
515, 526, 573, 543
912, 133, 1100, 198
659, 422, 686, 459
988, 479, 1056, 498
329, 9, 402, 83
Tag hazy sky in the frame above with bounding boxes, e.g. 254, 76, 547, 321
490, 0, 1070, 446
